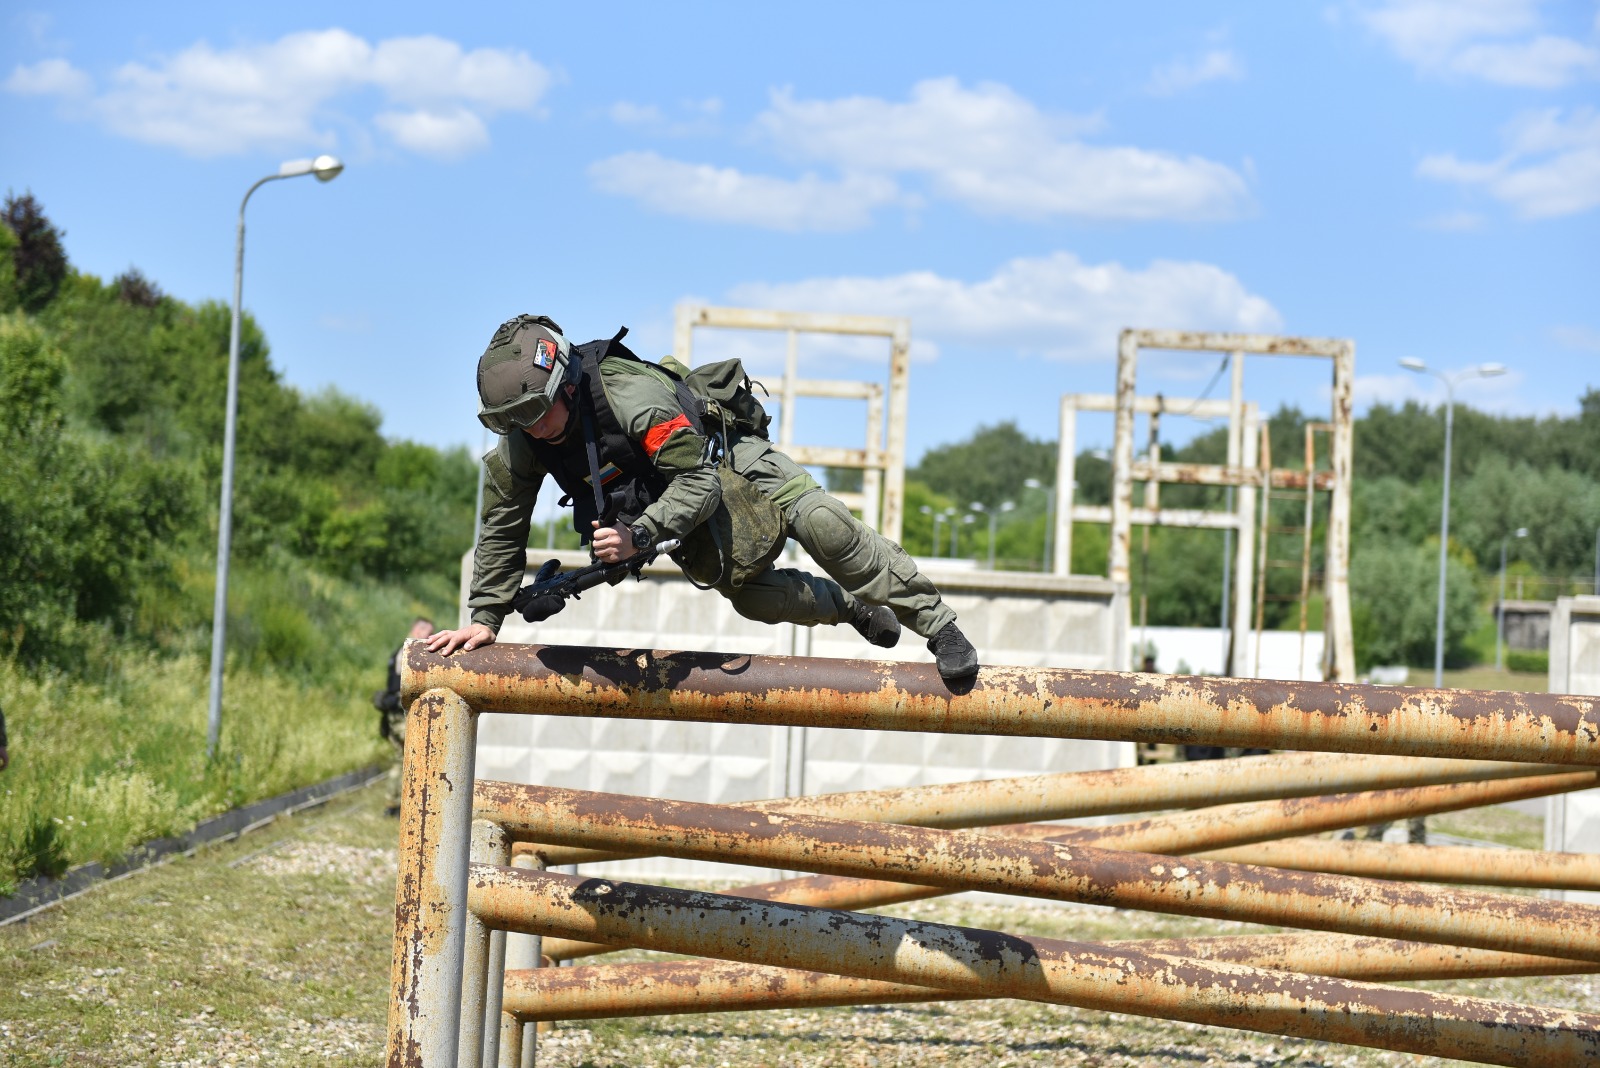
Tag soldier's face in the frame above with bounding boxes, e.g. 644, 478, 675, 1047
523, 387, 575, 441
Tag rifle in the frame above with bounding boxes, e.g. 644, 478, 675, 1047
510, 538, 682, 623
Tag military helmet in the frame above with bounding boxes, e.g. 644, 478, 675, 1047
476, 314, 575, 435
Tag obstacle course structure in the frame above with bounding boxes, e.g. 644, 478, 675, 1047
388, 643, 1600, 1067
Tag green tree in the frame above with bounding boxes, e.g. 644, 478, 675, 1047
1349, 538, 1480, 668
911, 421, 1054, 510
2, 192, 68, 314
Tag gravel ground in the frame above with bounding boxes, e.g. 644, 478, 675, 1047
1, 784, 1591, 1067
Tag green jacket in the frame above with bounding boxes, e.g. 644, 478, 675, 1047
469, 358, 817, 632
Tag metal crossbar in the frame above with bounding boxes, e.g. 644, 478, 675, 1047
387, 643, 1600, 1068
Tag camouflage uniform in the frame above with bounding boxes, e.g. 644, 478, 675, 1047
469, 348, 956, 642
373, 646, 407, 811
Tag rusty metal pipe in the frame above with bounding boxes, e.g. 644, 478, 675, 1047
470, 866, 1600, 1066
508, 753, 1561, 868
532, 770, 1599, 964
401, 643, 1600, 765
387, 688, 479, 1068
475, 782, 1600, 962
1004, 770, 1598, 854
503, 932, 1600, 1022
1203, 837, 1600, 891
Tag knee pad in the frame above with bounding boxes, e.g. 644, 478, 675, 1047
791, 492, 863, 562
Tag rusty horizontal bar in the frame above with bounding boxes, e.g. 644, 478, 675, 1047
503, 933, 1600, 1022
512, 752, 1560, 868
1007, 770, 1598, 854
1204, 837, 1600, 891
471, 866, 1600, 1066
533, 771, 1598, 963
475, 782, 1600, 962
1126, 328, 1351, 360
1130, 460, 1337, 491
401, 644, 1600, 766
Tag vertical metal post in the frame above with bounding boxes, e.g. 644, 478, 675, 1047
1230, 408, 1259, 677
778, 329, 797, 452
863, 383, 883, 532
1326, 342, 1357, 682
1054, 395, 1076, 576
1433, 387, 1457, 688
1108, 332, 1137, 585
1221, 352, 1242, 673
883, 323, 911, 544
1497, 537, 1509, 672
387, 687, 478, 1068
501, 854, 543, 1068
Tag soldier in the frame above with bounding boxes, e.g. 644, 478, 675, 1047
374, 617, 434, 815
426, 314, 979, 682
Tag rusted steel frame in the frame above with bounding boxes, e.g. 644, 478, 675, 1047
1129, 459, 1338, 491
1003, 770, 1599, 855
1203, 837, 1600, 891
470, 866, 1600, 1067
503, 933, 1600, 1023
460, 820, 509, 1068
400, 644, 1600, 766
387, 688, 479, 1068
499, 855, 541, 1068
475, 782, 1600, 962
533, 771, 1599, 964
509, 752, 1561, 867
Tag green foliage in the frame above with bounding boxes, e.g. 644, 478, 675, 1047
2, 192, 68, 313
1349, 538, 1481, 668
910, 421, 1055, 510
1506, 649, 1548, 673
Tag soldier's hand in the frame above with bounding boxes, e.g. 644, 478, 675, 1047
425, 624, 496, 657
591, 520, 636, 564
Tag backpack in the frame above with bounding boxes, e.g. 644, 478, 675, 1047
659, 354, 772, 441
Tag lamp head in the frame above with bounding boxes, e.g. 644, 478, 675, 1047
1478, 363, 1507, 378
277, 155, 345, 183
1515, 527, 1529, 538
969, 502, 986, 513
1399, 357, 1427, 372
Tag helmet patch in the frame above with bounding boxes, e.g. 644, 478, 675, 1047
533, 338, 558, 371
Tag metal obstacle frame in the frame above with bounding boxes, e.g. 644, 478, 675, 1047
387, 643, 1600, 1068
672, 304, 911, 541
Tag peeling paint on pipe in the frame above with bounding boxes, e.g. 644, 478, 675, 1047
470, 866, 1600, 1067
402, 643, 1600, 765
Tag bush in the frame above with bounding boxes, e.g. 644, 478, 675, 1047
1505, 648, 1549, 674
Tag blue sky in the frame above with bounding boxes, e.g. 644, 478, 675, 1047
5, 1, 1598, 476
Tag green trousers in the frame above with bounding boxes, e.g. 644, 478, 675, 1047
693, 442, 955, 640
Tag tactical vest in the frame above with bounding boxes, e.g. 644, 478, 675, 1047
527, 332, 702, 540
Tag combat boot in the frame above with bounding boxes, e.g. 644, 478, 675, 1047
849, 601, 901, 648
927, 622, 979, 680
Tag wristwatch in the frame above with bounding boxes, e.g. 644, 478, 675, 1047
629, 523, 654, 551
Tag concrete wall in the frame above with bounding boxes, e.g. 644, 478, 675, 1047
1546, 595, 1600, 904
1134, 625, 1326, 682
463, 548, 1132, 881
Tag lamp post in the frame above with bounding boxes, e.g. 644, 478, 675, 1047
968, 501, 1015, 571
1398, 357, 1506, 688
952, 513, 974, 558
1496, 527, 1529, 672
207, 155, 344, 760
1024, 477, 1056, 572
919, 505, 945, 558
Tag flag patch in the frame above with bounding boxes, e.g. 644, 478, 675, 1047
532, 338, 557, 370
583, 462, 622, 486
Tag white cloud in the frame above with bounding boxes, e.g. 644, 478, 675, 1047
1419, 106, 1600, 217
755, 78, 1249, 221
1551, 324, 1600, 353
374, 107, 489, 158
5, 57, 91, 97
587, 151, 901, 232
1357, 0, 1598, 86
1146, 49, 1245, 95
725, 251, 1281, 363
3, 28, 550, 158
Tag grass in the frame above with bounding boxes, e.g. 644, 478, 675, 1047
2, 783, 1592, 1068
0, 551, 453, 895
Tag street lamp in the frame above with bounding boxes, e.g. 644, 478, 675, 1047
969, 500, 1015, 570
1399, 357, 1507, 687
1024, 477, 1056, 572
919, 505, 945, 558
1495, 527, 1529, 672
207, 154, 344, 759
952, 513, 975, 557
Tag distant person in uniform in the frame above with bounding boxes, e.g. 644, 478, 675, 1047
374, 617, 434, 815
425, 314, 980, 682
